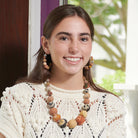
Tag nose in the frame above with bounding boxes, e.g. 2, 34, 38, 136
69, 40, 79, 54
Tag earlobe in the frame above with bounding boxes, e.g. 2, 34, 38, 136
41, 36, 50, 54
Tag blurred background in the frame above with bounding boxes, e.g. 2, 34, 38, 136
0, 0, 138, 137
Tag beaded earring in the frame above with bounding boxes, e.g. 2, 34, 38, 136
43, 54, 50, 70
84, 56, 94, 70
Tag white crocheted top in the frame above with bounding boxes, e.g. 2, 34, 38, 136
0, 82, 126, 138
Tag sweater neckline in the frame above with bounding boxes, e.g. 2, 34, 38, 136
37, 83, 91, 98
49, 83, 86, 94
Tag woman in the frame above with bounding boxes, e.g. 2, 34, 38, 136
0, 4, 126, 138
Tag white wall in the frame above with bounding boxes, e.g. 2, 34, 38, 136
28, 0, 41, 74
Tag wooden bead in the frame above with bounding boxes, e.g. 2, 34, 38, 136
43, 62, 46, 66
67, 119, 77, 129
83, 99, 90, 104
58, 119, 67, 128
79, 110, 87, 118
76, 115, 85, 125
53, 114, 61, 122
83, 89, 89, 94
43, 59, 46, 62
47, 91, 52, 96
47, 102, 55, 108
82, 104, 90, 112
47, 96, 54, 103
49, 108, 57, 116
83, 93, 90, 99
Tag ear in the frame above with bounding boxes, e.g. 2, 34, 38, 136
41, 36, 50, 54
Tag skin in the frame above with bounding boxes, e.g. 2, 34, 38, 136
42, 16, 92, 90
0, 133, 5, 138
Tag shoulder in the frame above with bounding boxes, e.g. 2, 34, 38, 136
1, 82, 43, 104
105, 93, 125, 111
2, 82, 33, 97
90, 89, 125, 115
102, 92, 126, 122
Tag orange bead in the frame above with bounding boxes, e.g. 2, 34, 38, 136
83, 99, 90, 104
76, 115, 85, 125
53, 114, 61, 122
83, 93, 90, 99
49, 108, 57, 116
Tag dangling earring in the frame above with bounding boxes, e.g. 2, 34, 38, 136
43, 54, 50, 70
84, 56, 94, 70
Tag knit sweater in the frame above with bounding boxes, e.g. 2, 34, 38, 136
0, 82, 126, 138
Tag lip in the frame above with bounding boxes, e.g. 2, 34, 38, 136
63, 56, 83, 65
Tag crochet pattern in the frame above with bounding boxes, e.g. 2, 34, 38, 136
0, 83, 126, 138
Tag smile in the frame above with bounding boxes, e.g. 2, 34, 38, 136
64, 57, 81, 61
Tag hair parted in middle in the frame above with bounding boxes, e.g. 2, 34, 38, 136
27, 4, 110, 93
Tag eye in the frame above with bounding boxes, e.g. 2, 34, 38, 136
81, 37, 88, 42
59, 36, 68, 41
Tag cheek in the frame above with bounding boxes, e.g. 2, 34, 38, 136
50, 44, 66, 59
84, 45, 92, 56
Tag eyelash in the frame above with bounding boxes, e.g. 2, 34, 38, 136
59, 36, 68, 41
58, 36, 89, 42
81, 37, 89, 42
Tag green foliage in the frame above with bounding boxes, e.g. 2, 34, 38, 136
68, 0, 127, 71
99, 70, 125, 96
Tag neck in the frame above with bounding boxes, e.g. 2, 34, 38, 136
50, 71, 84, 90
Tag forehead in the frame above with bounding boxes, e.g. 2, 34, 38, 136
51, 16, 90, 35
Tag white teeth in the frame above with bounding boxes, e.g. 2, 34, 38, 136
65, 57, 81, 61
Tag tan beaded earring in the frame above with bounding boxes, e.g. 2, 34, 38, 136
43, 54, 50, 70
84, 56, 94, 70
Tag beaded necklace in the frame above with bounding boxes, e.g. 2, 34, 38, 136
44, 77, 91, 129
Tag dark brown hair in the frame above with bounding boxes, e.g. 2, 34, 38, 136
26, 4, 110, 93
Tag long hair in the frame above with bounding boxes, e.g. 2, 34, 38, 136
26, 4, 111, 93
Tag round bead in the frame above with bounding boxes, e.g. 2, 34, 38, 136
58, 119, 67, 128
76, 115, 85, 125
83, 93, 90, 99
49, 108, 57, 116
83, 89, 89, 94
43, 59, 46, 62
44, 65, 50, 69
47, 96, 54, 103
47, 91, 52, 96
83, 99, 90, 104
67, 119, 77, 129
79, 110, 87, 118
43, 62, 46, 66
82, 104, 90, 112
47, 102, 55, 108
53, 114, 61, 122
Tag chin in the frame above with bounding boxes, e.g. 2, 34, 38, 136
64, 68, 83, 75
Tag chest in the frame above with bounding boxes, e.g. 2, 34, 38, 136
22, 96, 108, 138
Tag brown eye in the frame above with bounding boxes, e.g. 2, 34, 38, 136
59, 36, 68, 41
81, 37, 88, 42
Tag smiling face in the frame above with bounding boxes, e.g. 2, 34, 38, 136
42, 16, 92, 77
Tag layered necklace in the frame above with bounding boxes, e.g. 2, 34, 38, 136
44, 77, 91, 129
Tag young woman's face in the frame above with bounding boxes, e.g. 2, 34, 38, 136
45, 16, 92, 76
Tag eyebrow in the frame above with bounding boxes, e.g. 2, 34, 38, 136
80, 33, 91, 37
56, 32, 91, 37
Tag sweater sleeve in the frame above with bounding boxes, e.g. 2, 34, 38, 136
105, 94, 126, 138
0, 86, 24, 138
